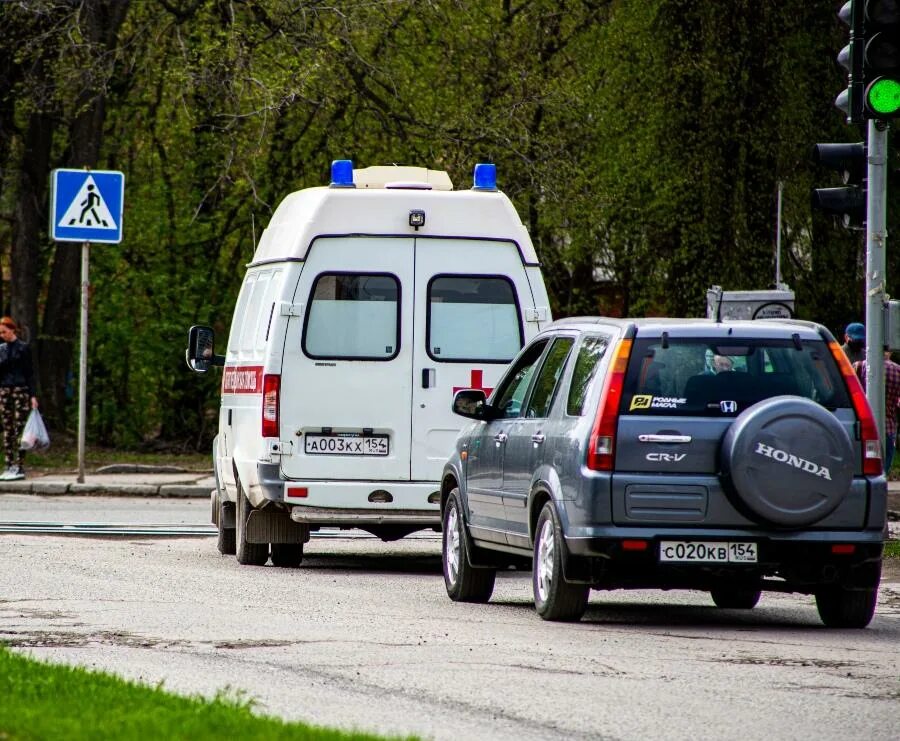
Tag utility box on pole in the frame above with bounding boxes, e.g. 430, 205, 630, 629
706, 286, 796, 321
884, 300, 900, 351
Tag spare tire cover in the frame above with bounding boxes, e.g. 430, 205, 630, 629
721, 396, 854, 527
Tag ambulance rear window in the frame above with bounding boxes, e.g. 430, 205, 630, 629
427, 275, 522, 362
303, 272, 400, 360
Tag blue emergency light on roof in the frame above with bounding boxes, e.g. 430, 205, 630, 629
473, 163, 497, 191
330, 159, 355, 188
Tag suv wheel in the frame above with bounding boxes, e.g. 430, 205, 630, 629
236, 486, 269, 566
442, 489, 495, 602
710, 586, 761, 609
815, 585, 878, 628
533, 502, 589, 622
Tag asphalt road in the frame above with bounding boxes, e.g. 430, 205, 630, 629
1, 496, 899, 740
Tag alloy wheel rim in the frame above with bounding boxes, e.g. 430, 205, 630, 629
536, 518, 555, 602
446, 505, 460, 585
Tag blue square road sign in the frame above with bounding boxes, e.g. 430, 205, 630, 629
50, 169, 125, 244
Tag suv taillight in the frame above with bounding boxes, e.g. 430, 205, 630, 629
262, 373, 280, 438
829, 341, 882, 475
587, 339, 633, 471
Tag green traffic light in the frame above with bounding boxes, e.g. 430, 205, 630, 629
867, 78, 900, 116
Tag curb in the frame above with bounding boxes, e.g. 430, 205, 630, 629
0, 481, 211, 498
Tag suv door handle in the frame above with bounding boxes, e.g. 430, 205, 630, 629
494, 432, 508, 445
638, 434, 692, 443
531, 433, 546, 444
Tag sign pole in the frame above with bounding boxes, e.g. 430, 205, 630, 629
77, 241, 90, 483
48, 167, 124, 484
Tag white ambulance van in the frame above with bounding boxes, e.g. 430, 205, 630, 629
186, 160, 551, 566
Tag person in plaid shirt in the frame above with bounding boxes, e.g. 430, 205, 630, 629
853, 350, 900, 473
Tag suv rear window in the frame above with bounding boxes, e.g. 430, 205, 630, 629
622, 337, 850, 416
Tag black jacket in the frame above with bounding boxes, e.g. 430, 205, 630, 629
0, 339, 35, 395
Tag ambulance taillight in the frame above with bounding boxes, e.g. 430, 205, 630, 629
262, 374, 280, 437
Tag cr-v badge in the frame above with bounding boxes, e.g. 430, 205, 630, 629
646, 453, 686, 462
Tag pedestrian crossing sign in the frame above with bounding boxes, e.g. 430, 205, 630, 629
50, 169, 125, 244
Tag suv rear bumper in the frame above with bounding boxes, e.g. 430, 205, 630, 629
564, 529, 884, 591
566, 526, 886, 550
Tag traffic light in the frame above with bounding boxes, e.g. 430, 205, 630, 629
835, 1, 900, 123
811, 142, 866, 228
862, 1, 900, 118
836, 2, 864, 123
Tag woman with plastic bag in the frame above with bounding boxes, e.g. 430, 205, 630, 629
0, 317, 38, 480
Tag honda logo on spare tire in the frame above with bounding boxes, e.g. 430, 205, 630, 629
722, 397, 852, 527
754, 442, 832, 480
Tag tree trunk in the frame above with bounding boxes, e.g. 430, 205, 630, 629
39, 0, 130, 428
12, 110, 53, 346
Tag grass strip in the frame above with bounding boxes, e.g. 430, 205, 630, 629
885, 539, 900, 559
0, 646, 409, 741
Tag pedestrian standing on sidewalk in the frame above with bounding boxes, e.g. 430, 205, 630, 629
0, 317, 38, 481
854, 349, 900, 475
841, 322, 866, 364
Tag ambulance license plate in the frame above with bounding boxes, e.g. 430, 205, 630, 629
305, 433, 389, 456
659, 541, 757, 563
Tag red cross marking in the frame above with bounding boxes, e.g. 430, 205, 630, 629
453, 369, 494, 396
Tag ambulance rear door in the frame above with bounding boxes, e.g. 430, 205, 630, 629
411, 237, 534, 481
279, 236, 414, 481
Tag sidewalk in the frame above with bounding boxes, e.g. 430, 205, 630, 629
0, 468, 898, 516
0, 464, 214, 498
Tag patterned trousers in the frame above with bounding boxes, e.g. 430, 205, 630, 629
0, 386, 30, 468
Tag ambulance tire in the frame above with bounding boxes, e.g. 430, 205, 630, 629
236, 487, 269, 566
217, 504, 236, 556
271, 543, 303, 568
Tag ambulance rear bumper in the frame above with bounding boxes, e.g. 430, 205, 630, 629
288, 507, 438, 526
255, 463, 441, 524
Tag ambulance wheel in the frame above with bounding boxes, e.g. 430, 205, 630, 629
236, 487, 269, 566
217, 504, 236, 556
271, 543, 303, 568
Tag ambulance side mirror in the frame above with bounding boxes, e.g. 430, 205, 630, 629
452, 389, 495, 420
186, 325, 225, 373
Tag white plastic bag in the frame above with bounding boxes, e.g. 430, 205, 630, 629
20, 409, 50, 451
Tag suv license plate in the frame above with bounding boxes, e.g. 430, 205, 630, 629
659, 541, 758, 563
305, 434, 389, 457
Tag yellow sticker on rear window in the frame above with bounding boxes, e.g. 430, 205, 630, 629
630, 394, 653, 411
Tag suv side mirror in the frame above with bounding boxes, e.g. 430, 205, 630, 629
452, 389, 496, 420
185, 325, 225, 373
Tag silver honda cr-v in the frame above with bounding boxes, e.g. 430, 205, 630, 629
440, 318, 887, 627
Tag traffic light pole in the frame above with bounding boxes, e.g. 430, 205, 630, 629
864, 120, 889, 451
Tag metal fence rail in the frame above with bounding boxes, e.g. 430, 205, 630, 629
0, 521, 442, 539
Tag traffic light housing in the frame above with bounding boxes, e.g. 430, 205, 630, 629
811, 142, 866, 229
863, 1, 900, 118
835, 1, 900, 123
836, 1, 864, 123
